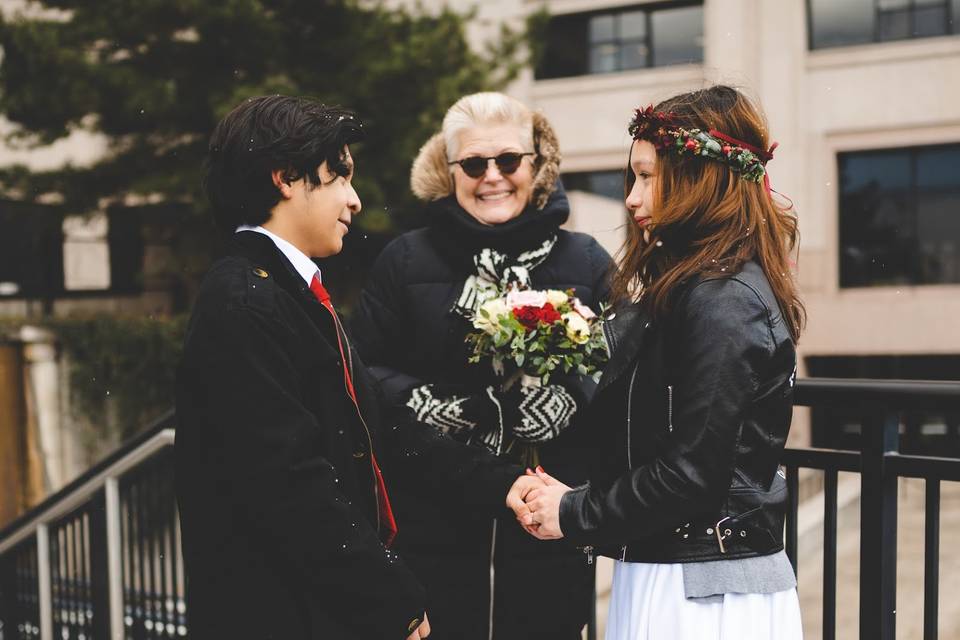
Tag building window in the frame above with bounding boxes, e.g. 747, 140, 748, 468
536, 2, 704, 80
0, 202, 64, 301
838, 143, 960, 288
808, 0, 960, 50
806, 355, 960, 457
563, 170, 625, 202
0, 202, 145, 301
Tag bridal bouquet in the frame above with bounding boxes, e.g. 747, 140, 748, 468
465, 287, 608, 387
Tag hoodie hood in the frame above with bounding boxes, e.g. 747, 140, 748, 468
410, 110, 561, 211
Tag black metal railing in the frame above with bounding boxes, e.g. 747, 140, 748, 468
783, 378, 960, 640
119, 449, 184, 639
1, 380, 959, 640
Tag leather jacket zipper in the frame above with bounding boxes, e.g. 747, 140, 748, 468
622, 362, 641, 563
667, 385, 674, 433
626, 361, 640, 470
583, 545, 594, 565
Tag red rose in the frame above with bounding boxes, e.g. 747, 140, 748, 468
539, 303, 562, 324
513, 303, 562, 331
513, 306, 541, 331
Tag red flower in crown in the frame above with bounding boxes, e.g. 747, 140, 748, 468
628, 105, 676, 141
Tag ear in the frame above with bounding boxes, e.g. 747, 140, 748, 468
271, 168, 296, 200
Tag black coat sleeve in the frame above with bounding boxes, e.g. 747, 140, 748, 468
177, 301, 426, 639
559, 278, 773, 546
351, 235, 427, 407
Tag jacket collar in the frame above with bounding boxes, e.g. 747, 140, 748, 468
229, 231, 327, 322
597, 303, 653, 394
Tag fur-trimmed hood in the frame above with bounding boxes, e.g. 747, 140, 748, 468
410, 111, 561, 211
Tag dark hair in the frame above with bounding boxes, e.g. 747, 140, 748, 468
611, 85, 806, 342
203, 95, 364, 232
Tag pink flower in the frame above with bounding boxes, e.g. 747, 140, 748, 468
506, 289, 548, 309
572, 299, 596, 320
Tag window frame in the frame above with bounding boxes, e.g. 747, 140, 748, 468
537, 1, 704, 80
836, 142, 960, 288
807, 0, 958, 50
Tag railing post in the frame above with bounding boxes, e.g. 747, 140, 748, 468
859, 411, 898, 640
105, 478, 124, 640
88, 489, 112, 640
36, 525, 51, 640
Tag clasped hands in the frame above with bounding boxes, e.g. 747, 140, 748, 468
505, 466, 572, 540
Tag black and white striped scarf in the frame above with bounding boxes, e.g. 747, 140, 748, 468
451, 235, 557, 319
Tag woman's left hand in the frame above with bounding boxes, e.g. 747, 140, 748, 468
520, 467, 571, 540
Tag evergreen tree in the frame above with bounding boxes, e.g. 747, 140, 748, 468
0, 0, 542, 303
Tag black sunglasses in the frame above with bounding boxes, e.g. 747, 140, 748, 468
447, 152, 535, 179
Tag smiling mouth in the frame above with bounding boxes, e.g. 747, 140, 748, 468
477, 191, 514, 202
634, 215, 651, 226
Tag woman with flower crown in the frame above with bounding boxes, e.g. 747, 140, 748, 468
351, 92, 611, 639
511, 85, 805, 639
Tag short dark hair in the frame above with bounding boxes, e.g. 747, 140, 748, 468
203, 95, 364, 232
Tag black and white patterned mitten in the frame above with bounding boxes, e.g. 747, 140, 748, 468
405, 384, 493, 438
509, 384, 577, 443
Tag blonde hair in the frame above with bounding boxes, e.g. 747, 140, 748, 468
442, 92, 534, 161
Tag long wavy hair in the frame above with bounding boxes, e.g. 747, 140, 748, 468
610, 86, 805, 342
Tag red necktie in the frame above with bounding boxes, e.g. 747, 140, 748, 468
310, 274, 398, 547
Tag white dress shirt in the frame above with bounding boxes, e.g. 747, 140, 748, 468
235, 225, 320, 286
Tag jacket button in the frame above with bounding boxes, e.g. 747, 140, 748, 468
252, 268, 269, 278
707, 528, 714, 535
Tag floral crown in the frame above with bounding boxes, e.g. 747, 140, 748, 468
628, 105, 777, 184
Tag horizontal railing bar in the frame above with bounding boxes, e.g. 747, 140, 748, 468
886, 454, 960, 481
794, 378, 960, 410
782, 448, 861, 472
0, 428, 175, 556
0, 410, 173, 544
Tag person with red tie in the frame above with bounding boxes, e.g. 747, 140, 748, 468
174, 95, 543, 640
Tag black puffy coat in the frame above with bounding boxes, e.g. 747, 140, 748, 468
559, 260, 797, 564
351, 187, 612, 639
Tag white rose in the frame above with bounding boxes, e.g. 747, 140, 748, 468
562, 312, 591, 344
506, 289, 548, 309
545, 289, 568, 307
474, 298, 510, 335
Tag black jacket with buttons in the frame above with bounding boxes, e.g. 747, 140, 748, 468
174, 231, 521, 639
559, 260, 797, 563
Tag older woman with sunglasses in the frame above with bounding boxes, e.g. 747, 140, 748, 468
352, 92, 611, 640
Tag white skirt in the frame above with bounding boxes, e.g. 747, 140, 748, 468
605, 561, 803, 640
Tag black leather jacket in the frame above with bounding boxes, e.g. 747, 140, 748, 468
559, 261, 797, 563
